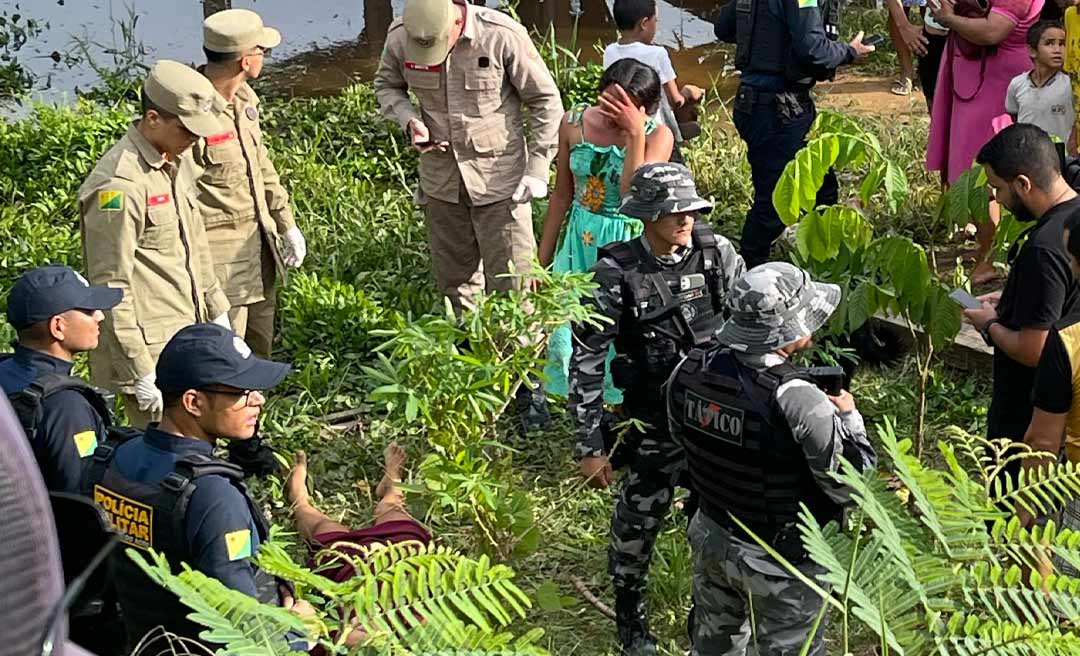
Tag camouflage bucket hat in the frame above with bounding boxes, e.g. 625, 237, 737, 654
717, 262, 841, 354
618, 162, 713, 222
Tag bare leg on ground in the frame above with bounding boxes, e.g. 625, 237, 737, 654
286, 450, 350, 542
373, 442, 414, 525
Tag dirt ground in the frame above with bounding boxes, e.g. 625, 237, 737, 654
816, 73, 932, 120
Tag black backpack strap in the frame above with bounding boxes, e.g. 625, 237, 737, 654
83, 443, 119, 495
692, 224, 732, 314
598, 239, 644, 270
9, 373, 113, 438
174, 454, 269, 542
599, 239, 653, 312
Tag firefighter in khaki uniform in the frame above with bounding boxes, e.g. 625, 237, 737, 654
192, 9, 307, 358
79, 60, 232, 428
373, 0, 562, 312
373, 0, 563, 429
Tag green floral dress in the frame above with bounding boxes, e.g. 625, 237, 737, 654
544, 105, 654, 402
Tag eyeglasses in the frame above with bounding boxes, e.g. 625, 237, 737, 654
247, 47, 271, 59
199, 387, 263, 408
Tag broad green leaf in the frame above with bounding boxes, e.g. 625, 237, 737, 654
884, 160, 908, 214
774, 159, 803, 225
847, 281, 873, 331
534, 580, 564, 612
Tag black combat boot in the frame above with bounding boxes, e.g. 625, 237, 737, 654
514, 373, 551, 435
615, 588, 657, 656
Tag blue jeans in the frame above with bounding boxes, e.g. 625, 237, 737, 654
733, 86, 838, 269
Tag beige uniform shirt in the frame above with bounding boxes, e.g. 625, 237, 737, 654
191, 81, 294, 306
79, 124, 230, 392
373, 3, 562, 205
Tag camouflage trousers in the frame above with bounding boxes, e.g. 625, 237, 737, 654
609, 424, 686, 592
688, 510, 827, 656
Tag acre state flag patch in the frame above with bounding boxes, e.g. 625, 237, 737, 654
798, 0, 818, 7
225, 529, 252, 561
73, 430, 98, 458
98, 190, 124, 212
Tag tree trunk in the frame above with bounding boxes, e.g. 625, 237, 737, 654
203, 0, 232, 19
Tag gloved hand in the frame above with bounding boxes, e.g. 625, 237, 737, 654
282, 227, 307, 268
133, 373, 163, 415
512, 175, 548, 204
212, 313, 232, 330
227, 436, 281, 477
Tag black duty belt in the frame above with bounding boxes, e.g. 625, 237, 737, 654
736, 84, 813, 107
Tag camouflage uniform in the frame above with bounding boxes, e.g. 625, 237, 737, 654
568, 163, 744, 654
667, 263, 876, 656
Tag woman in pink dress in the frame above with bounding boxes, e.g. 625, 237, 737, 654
927, 0, 1044, 280
928, 0, 1045, 183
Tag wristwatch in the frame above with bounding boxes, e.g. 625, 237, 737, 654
980, 318, 999, 347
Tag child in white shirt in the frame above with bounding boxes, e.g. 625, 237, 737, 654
1006, 19, 1076, 152
603, 0, 703, 151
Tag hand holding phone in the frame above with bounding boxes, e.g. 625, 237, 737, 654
949, 288, 982, 310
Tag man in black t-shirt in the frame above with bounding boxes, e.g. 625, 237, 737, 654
1016, 215, 1080, 574
964, 124, 1080, 450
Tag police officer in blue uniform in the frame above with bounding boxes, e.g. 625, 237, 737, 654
83, 322, 297, 647
0, 265, 122, 493
714, 0, 876, 269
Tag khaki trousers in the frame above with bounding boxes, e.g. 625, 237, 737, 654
228, 242, 278, 359
422, 188, 536, 315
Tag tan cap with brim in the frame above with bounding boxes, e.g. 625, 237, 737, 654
203, 8, 282, 54
143, 60, 220, 138
403, 0, 457, 66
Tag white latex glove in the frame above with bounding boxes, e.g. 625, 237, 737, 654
212, 313, 231, 330
512, 175, 549, 204
282, 226, 307, 268
134, 373, 163, 415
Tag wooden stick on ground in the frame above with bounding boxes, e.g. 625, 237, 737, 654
570, 575, 616, 621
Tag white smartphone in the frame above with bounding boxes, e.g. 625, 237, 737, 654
948, 288, 982, 310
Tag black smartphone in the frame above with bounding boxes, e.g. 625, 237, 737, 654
862, 34, 885, 47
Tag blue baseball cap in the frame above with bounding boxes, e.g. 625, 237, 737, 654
6, 265, 123, 330
156, 323, 291, 394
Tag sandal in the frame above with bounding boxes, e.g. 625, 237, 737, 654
891, 77, 913, 96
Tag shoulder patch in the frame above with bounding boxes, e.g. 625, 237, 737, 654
225, 528, 253, 561
73, 430, 98, 458
98, 190, 124, 212
798, 0, 819, 8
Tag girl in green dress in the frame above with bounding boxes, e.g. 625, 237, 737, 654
538, 59, 674, 401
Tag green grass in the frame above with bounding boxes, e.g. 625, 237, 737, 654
0, 63, 994, 653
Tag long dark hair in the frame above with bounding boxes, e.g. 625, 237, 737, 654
598, 58, 662, 116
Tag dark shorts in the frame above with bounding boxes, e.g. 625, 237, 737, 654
309, 519, 432, 583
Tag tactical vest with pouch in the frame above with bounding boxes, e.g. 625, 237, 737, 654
735, 0, 842, 85
670, 347, 840, 560
601, 224, 731, 398
83, 443, 270, 647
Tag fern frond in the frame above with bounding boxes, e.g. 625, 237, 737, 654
128, 548, 312, 655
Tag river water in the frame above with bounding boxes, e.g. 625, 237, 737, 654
9, 0, 732, 100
